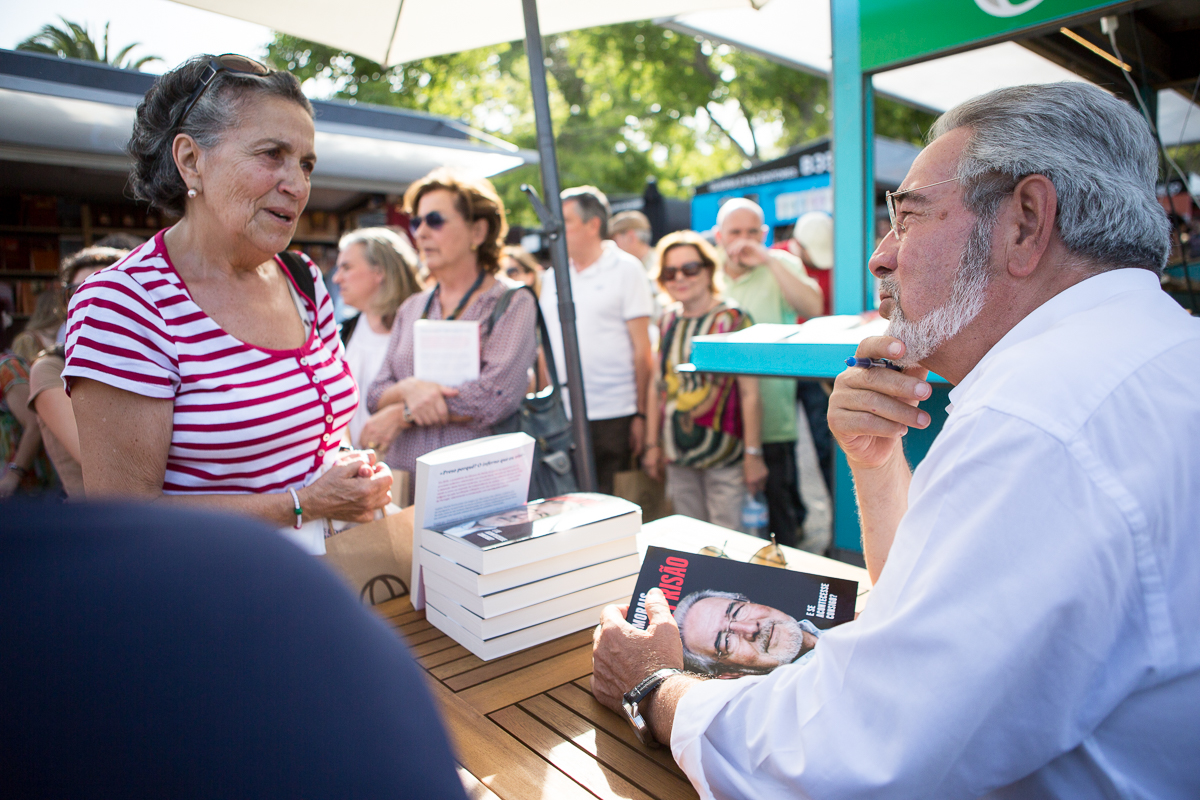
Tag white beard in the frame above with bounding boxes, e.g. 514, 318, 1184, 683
883, 217, 995, 368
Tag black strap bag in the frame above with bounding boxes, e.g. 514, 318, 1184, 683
486, 284, 578, 500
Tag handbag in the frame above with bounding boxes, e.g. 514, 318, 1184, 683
487, 285, 579, 500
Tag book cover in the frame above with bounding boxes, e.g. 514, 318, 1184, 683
626, 546, 858, 678
420, 493, 640, 574
430, 493, 637, 551
425, 600, 610, 662
411, 432, 535, 610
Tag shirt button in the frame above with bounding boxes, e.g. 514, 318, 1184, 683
321, 394, 330, 402
299, 356, 308, 365
325, 414, 333, 423
322, 433, 331, 442
311, 375, 320, 384
317, 449, 325, 457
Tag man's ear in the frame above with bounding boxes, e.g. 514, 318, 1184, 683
172, 133, 202, 192
1001, 173, 1057, 279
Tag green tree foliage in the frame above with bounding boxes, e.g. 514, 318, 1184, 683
17, 17, 161, 71
267, 21, 935, 225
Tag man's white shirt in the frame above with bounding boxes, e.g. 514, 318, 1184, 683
539, 240, 654, 420
671, 268, 1200, 799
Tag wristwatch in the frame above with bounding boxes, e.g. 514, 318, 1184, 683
744, 446, 763, 457
621, 668, 681, 748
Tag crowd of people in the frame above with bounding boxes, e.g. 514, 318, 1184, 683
2, 52, 836, 553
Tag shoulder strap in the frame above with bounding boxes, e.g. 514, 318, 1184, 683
484, 284, 564, 393
277, 250, 316, 304
339, 313, 360, 346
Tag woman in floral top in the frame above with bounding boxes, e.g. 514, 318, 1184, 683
642, 231, 767, 530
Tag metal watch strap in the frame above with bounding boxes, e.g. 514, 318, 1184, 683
622, 668, 681, 748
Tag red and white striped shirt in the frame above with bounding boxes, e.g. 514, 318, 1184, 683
63, 230, 357, 495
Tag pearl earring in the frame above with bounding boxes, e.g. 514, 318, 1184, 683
187, 188, 198, 199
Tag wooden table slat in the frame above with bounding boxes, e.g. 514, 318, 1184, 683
429, 679, 597, 800
491, 704, 659, 800
457, 645, 595, 715
458, 767, 504, 800
518, 693, 697, 800
409, 631, 467, 659
419, 642, 475, 669
398, 617, 435, 636
442, 629, 595, 689
547, 683, 687, 778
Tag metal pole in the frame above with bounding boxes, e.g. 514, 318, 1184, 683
520, 0, 597, 492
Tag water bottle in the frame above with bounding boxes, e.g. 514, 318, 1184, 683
741, 492, 769, 539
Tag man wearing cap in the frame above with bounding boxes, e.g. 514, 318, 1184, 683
715, 198, 825, 547
610, 211, 656, 274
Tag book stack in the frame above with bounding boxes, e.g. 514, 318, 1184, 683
411, 434, 642, 661
420, 494, 641, 660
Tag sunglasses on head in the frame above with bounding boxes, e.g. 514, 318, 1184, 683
659, 261, 706, 282
409, 211, 448, 233
699, 533, 789, 569
176, 54, 271, 130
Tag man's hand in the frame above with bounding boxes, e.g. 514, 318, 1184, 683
828, 337, 932, 471
592, 588, 685, 713
723, 238, 771, 269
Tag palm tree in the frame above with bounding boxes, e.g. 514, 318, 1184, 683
16, 17, 162, 71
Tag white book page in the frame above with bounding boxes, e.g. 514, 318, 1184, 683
413, 320, 481, 386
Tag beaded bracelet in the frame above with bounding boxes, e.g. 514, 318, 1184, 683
287, 487, 303, 529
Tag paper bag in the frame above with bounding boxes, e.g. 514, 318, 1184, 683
613, 467, 673, 524
319, 505, 416, 606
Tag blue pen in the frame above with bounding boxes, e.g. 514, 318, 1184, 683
845, 356, 904, 372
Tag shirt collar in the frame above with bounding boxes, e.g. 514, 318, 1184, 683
948, 268, 1160, 407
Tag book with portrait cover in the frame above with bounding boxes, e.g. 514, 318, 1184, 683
420, 492, 640, 574
625, 546, 858, 677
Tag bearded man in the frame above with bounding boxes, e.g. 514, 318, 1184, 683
591, 82, 1200, 799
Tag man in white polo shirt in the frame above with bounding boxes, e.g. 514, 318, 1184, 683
540, 186, 655, 495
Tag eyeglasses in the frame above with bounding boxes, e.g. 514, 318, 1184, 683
505, 266, 523, 278
699, 534, 788, 569
176, 54, 271, 130
409, 211, 448, 233
885, 177, 959, 238
659, 261, 707, 282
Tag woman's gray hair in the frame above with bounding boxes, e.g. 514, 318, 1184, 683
673, 589, 748, 675
128, 55, 313, 218
930, 82, 1169, 273
337, 227, 422, 326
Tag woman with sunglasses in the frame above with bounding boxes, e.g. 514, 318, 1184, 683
361, 169, 537, 499
332, 227, 423, 449
62, 55, 392, 535
500, 245, 543, 296
642, 230, 768, 531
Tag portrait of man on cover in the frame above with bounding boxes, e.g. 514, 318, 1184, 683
673, 589, 821, 677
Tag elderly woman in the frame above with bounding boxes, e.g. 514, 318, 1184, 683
332, 228, 423, 448
642, 230, 767, 531
63, 54, 391, 533
360, 169, 537, 494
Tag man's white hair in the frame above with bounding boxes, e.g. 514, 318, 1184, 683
931, 81, 1169, 273
715, 197, 766, 230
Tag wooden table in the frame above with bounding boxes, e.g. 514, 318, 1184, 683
372, 516, 872, 800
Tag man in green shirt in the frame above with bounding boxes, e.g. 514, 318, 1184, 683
716, 198, 824, 546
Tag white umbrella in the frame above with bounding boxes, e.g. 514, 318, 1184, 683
169, 0, 766, 491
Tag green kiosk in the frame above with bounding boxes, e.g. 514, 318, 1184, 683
690, 0, 1196, 555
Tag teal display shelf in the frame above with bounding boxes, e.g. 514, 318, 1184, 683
678, 318, 950, 554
